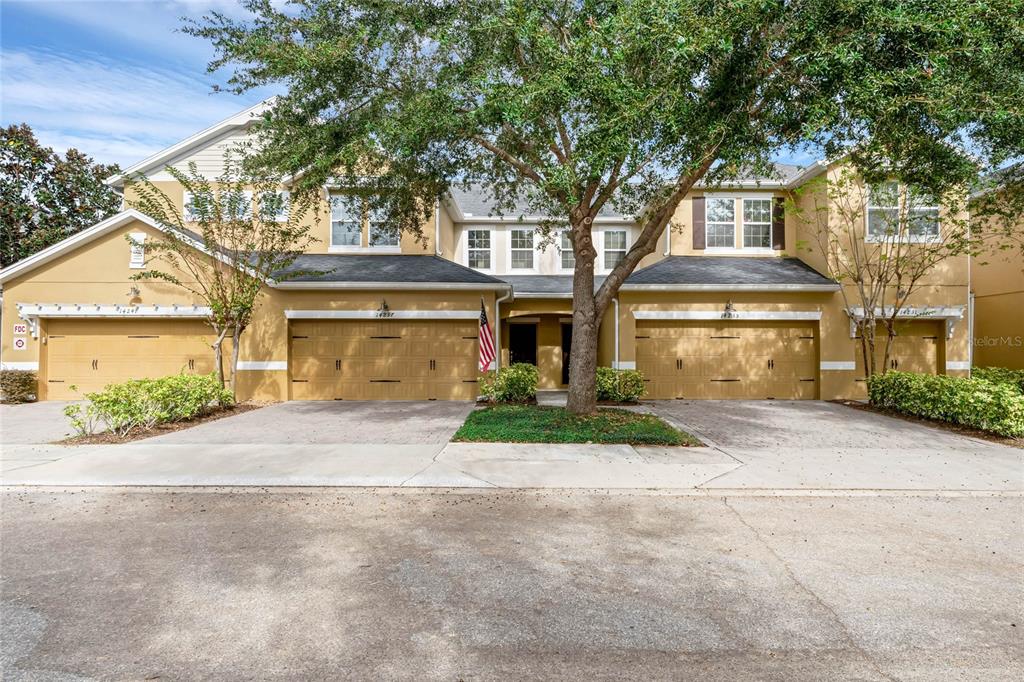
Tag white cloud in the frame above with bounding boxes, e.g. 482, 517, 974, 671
1, 48, 273, 167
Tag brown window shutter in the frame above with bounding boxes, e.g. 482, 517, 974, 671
692, 196, 706, 250
772, 197, 785, 250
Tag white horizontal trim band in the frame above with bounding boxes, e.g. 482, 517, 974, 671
285, 309, 479, 320
621, 284, 840, 292
947, 361, 971, 371
274, 281, 509, 291
0, 361, 39, 371
16, 303, 212, 318
847, 306, 964, 320
633, 310, 822, 321
236, 361, 287, 371
820, 361, 856, 371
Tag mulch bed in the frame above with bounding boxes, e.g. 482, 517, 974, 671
832, 400, 1023, 449
56, 402, 267, 445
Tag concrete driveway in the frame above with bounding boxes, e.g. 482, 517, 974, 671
0, 401, 77, 445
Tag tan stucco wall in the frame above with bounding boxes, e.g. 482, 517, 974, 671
971, 247, 1024, 369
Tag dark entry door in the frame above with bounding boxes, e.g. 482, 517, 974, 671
508, 323, 538, 366
561, 323, 572, 385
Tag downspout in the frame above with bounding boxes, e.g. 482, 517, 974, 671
494, 286, 513, 370
663, 222, 671, 256
613, 297, 620, 369
967, 214, 973, 376
434, 199, 443, 256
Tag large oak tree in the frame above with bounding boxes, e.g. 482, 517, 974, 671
189, 0, 1022, 413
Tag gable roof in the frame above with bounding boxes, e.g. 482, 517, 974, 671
0, 209, 164, 285
104, 99, 275, 188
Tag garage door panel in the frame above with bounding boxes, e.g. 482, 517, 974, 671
637, 320, 818, 400
290, 319, 480, 400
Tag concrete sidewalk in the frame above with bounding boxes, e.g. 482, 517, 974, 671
3, 438, 1022, 491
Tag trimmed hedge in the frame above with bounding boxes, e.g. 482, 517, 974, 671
868, 371, 1024, 438
65, 373, 234, 438
595, 367, 646, 403
479, 363, 538, 403
0, 370, 37, 403
972, 366, 1024, 393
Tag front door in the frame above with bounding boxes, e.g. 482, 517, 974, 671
508, 323, 538, 366
561, 323, 572, 385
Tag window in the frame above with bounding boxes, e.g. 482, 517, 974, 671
867, 183, 940, 240
221, 190, 253, 220
259, 191, 289, 222
128, 232, 146, 269
742, 198, 772, 248
705, 198, 735, 248
560, 231, 575, 269
510, 228, 535, 269
467, 229, 491, 269
330, 196, 362, 247
604, 230, 627, 269
182, 191, 203, 222
368, 207, 399, 247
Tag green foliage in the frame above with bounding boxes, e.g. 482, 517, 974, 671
453, 405, 697, 445
868, 371, 1024, 438
1, 123, 121, 267
64, 373, 234, 439
479, 363, 538, 403
0, 370, 37, 403
972, 366, 1024, 393
595, 367, 646, 403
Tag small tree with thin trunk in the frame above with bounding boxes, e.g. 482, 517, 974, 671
795, 167, 976, 378
126, 158, 317, 396
187, 0, 1023, 412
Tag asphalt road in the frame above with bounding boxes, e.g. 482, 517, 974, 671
2, 489, 1021, 681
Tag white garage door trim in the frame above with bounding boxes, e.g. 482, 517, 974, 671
285, 309, 479, 320
633, 310, 822, 321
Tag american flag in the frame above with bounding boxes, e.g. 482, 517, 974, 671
479, 299, 496, 371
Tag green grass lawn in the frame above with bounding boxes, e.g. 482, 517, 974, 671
453, 404, 700, 446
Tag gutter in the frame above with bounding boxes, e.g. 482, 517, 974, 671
619, 283, 840, 292
273, 281, 509, 291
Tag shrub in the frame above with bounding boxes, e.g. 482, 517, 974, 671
64, 373, 233, 438
868, 371, 1024, 438
0, 370, 37, 403
479, 363, 538, 403
972, 366, 1024, 393
595, 367, 646, 403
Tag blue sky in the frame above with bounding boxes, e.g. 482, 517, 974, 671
1, 0, 274, 168
1, 0, 818, 171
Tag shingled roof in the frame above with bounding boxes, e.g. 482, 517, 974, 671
273, 254, 506, 285
625, 256, 837, 288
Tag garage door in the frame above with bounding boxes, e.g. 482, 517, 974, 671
636, 320, 818, 399
45, 319, 217, 400
854, 320, 941, 377
289, 320, 480, 400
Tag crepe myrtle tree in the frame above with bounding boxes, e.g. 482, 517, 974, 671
187, 0, 1023, 413
126, 159, 317, 397
793, 168, 981, 379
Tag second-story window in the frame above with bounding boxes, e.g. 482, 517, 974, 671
867, 182, 939, 240
510, 228, 535, 269
706, 198, 735, 248
560, 231, 575, 269
330, 197, 362, 247
368, 208, 399, 247
742, 198, 772, 248
468, 229, 491, 269
259, 191, 289, 222
604, 230, 627, 268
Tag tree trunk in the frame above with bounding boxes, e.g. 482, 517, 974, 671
229, 325, 243, 401
211, 329, 226, 388
565, 221, 601, 414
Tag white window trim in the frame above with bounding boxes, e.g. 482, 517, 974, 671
128, 232, 146, 269
558, 229, 576, 273
865, 183, 941, 244
601, 228, 629, 273
259, 190, 290, 223
465, 227, 494, 274
741, 197, 774, 250
329, 194, 364, 251
704, 197, 737, 250
507, 226, 539, 273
